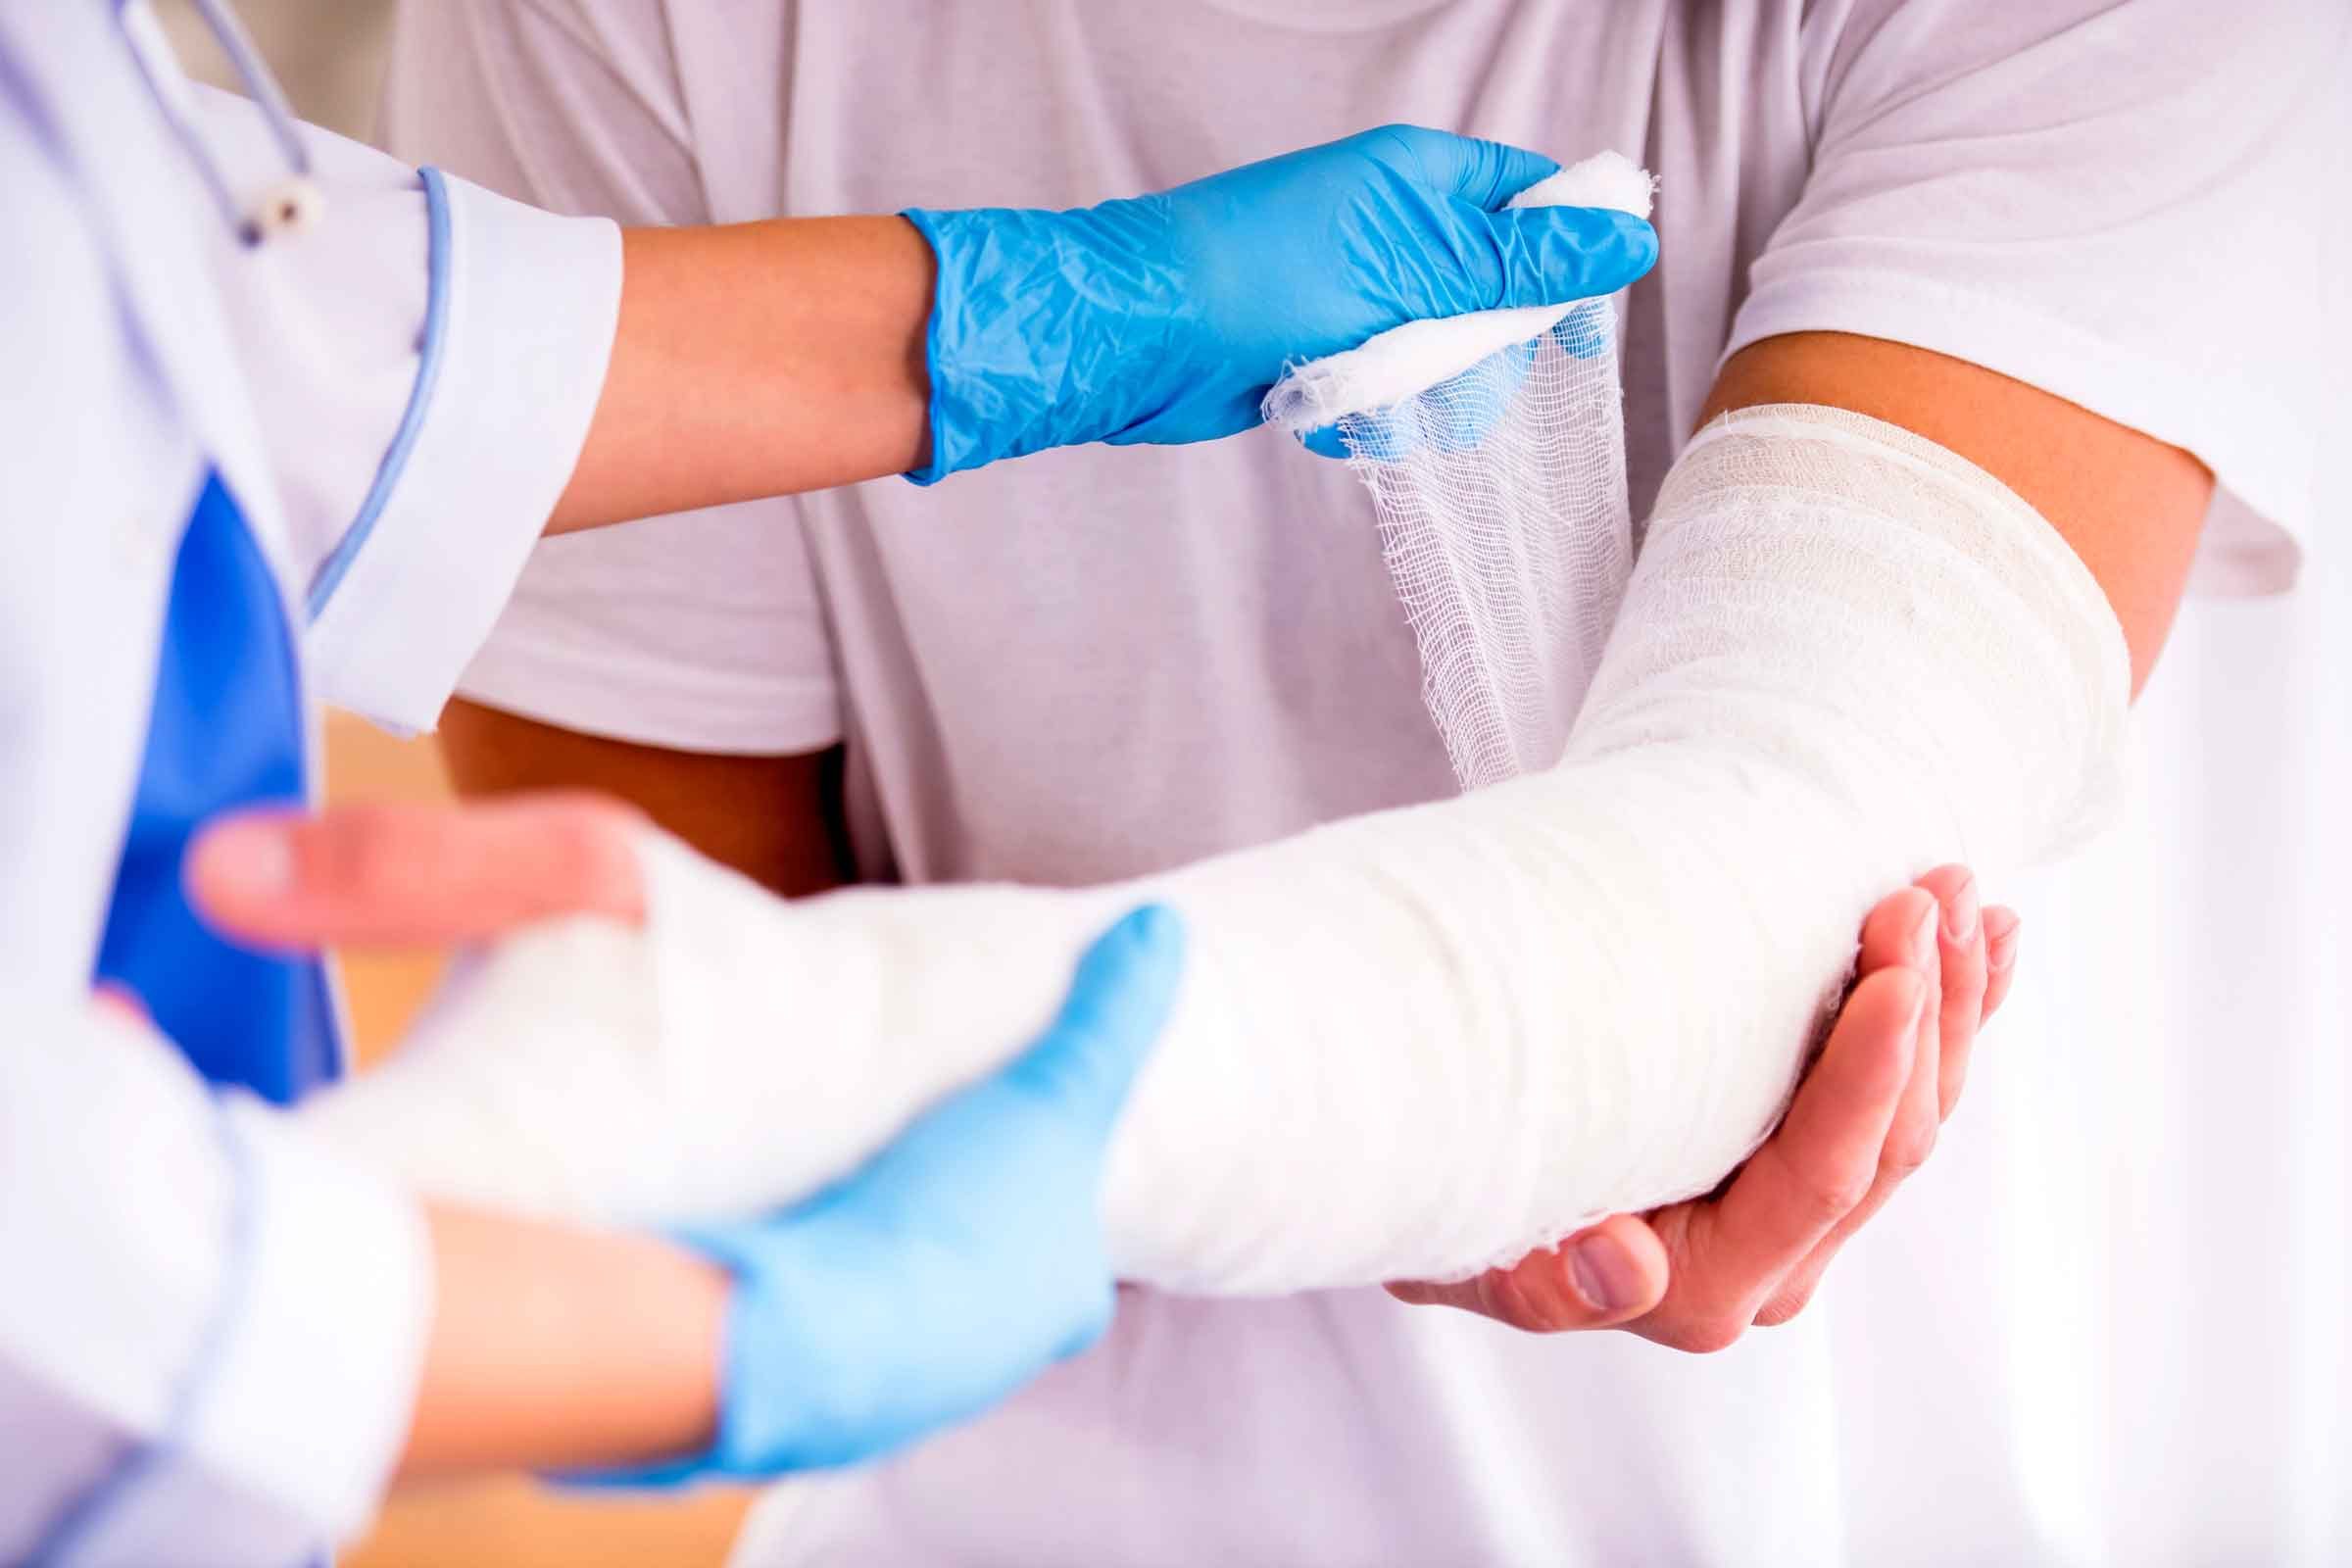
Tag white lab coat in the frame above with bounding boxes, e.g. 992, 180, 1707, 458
0, 3, 620, 1561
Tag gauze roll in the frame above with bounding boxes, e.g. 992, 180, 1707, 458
300, 406, 2129, 1292
1266, 150, 1654, 790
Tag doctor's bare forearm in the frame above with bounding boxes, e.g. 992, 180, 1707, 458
546, 218, 936, 533
396, 1203, 728, 1477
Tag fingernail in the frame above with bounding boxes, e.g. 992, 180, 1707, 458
1986, 911, 2021, 971
188, 819, 294, 898
1909, 898, 1938, 966
1568, 1234, 1641, 1314
1943, 876, 1980, 945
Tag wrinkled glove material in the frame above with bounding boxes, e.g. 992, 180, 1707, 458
905, 125, 1657, 483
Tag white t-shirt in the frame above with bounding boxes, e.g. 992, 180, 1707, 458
381, 2, 2343, 1562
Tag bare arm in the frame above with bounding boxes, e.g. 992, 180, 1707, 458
437, 699, 849, 899
547, 220, 935, 534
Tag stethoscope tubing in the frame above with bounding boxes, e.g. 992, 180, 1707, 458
119, 0, 318, 246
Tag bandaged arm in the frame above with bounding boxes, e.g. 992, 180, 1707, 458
301, 405, 2131, 1293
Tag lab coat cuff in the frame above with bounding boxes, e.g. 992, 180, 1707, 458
185, 1099, 434, 1545
306, 169, 622, 734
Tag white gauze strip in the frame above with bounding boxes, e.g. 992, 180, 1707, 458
299, 407, 2128, 1293
1266, 151, 1655, 790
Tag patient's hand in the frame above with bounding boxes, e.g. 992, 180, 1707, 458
1387, 867, 2017, 1350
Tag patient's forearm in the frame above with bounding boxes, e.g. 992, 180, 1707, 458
301, 406, 2128, 1293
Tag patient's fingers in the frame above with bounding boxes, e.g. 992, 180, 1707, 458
188, 794, 648, 951
1386, 1213, 1669, 1331
1981, 906, 2022, 1021
1395, 888, 1940, 1348
1645, 950, 1925, 1349
1748, 885, 1943, 1326
1913, 864, 1988, 1119
1888, 883, 1947, 1182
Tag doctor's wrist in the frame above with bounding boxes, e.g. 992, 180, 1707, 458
901, 199, 1181, 484
399, 1204, 728, 1479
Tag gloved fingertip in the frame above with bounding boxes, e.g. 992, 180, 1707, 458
1493, 205, 1659, 308
1551, 300, 1614, 360
1018, 905, 1187, 1117
1298, 423, 1352, 460
1085, 904, 1188, 999
1605, 209, 1661, 278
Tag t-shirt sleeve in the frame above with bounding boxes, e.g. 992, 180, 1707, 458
378, 0, 844, 754
1735, 0, 2347, 595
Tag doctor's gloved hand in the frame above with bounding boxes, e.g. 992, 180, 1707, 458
905, 124, 1657, 481
640, 903, 1186, 1478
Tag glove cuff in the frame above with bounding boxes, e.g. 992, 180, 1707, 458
899, 206, 977, 484
901, 202, 1168, 484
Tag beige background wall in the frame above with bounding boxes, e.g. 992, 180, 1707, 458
156, 3, 751, 1561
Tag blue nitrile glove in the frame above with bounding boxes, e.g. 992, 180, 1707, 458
903, 124, 1658, 482
1299, 297, 1615, 461
584, 905, 1185, 1485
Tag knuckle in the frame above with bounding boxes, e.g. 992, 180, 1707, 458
1493, 1264, 1574, 1333
1360, 122, 1422, 164
1794, 1162, 1875, 1225
1477, 1267, 1539, 1330
1884, 1117, 1939, 1180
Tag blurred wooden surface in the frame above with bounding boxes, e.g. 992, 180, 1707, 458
325, 712, 754, 1568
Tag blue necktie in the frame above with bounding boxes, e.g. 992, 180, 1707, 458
94, 470, 338, 1103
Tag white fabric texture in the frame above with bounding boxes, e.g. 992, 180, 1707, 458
1266, 151, 1652, 788
305, 406, 2126, 1292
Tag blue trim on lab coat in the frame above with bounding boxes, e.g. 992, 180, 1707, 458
305, 165, 454, 620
